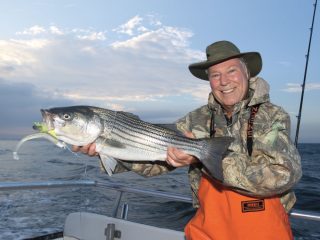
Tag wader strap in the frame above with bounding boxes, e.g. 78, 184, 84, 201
210, 104, 261, 156
247, 104, 260, 156
210, 112, 215, 137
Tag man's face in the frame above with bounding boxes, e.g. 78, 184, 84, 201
208, 58, 249, 112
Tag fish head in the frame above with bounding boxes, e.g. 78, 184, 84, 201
40, 106, 103, 146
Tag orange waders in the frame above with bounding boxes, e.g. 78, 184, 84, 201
185, 174, 293, 240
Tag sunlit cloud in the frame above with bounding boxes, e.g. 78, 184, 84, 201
16, 25, 46, 35
113, 15, 144, 36
50, 26, 64, 35
0, 39, 51, 78
111, 26, 203, 63
10, 39, 51, 49
0, 15, 209, 122
181, 83, 211, 102
60, 92, 162, 102
72, 29, 107, 41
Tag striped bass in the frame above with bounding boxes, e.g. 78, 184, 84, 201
40, 106, 233, 177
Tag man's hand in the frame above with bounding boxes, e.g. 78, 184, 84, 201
166, 131, 199, 167
72, 143, 98, 156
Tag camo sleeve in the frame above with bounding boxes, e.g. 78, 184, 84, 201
113, 160, 175, 177
222, 106, 302, 197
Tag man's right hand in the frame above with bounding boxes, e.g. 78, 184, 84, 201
72, 143, 98, 156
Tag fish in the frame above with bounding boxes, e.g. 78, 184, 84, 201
40, 105, 233, 177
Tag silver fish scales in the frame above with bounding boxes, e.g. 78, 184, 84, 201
41, 106, 233, 177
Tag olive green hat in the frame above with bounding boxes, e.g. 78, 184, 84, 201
189, 40, 262, 80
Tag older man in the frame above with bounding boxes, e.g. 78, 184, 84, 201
74, 41, 302, 239
168, 41, 301, 240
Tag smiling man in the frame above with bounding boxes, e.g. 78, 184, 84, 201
207, 58, 249, 117
167, 40, 302, 240
73, 40, 302, 240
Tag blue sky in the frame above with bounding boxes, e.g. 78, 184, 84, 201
0, 0, 319, 143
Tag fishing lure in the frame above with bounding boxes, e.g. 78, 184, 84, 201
13, 122, 67, 160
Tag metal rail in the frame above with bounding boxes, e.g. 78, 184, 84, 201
0, 180, 319, 222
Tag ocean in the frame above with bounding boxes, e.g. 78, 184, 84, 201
0, 139, 319, 240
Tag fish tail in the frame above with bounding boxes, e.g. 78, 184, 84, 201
198, 137, 233, 181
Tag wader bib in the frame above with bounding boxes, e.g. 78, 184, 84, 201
184, 175, 293, 240
185, 105, 293, 239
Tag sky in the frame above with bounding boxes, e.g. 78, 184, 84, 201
0, 0, 319, 143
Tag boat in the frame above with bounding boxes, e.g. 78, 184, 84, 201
1, 179, 319, 240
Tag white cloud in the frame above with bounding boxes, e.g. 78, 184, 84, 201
70, 28, 107, 41
0, 39, 51, 78
181, 83, 211, 102
113, 15, 143, 36
146, 14, 162, 27
0, 17, 209, 120
50, 26, 64, 35
10, 39, 51, 49
76, 31, 106, 41
16, 25, 106, 41
111, 26, 203, 63
16, 25, 46, 35
283, 83, 320, 92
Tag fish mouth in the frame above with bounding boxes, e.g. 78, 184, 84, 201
38, 109, 55, 131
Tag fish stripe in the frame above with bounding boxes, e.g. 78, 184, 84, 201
113, 113, 200, 149
111, 120, 200, 151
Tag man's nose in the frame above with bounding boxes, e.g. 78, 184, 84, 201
220, 73, 230, 85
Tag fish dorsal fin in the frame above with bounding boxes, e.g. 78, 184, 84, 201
153, 123, 183, 135
96, 108, 141, 122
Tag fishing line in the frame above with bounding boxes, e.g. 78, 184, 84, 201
12, 129, 94, 237
67, 145, 91, 239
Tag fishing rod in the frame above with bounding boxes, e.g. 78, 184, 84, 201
294, 0, 318, 147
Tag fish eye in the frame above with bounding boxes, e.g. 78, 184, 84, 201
62, 113, 72, 120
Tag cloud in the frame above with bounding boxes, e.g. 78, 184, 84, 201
0, 38, 51, 78
111, 26, 203, 63
50, 26, 64, 35
0, 15, 210, 134
282, 83, 320, 92
0, 79, 73, 137
72, 28, 107, 41
16, 25, 107, 41
16, 25, 46, 35
113, 15, 144, 36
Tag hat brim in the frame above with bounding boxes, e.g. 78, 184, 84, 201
189, 52, 262, 80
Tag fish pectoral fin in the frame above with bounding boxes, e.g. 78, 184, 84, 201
99, 154, 118, 176
101, 138, 126, 149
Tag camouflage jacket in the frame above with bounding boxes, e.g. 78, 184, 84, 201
115, 77, 302, 212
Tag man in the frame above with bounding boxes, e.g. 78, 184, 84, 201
74, 40, 302, 239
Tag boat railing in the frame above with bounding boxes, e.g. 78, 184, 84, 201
0, 180, 319, 222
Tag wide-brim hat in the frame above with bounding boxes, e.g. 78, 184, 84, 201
189, 41, 262, 80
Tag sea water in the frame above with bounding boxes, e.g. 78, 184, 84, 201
0, 139, 319, 240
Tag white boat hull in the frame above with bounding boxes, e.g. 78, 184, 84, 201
64, 212, 185, 240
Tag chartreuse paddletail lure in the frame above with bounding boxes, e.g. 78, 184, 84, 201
12, 122, 66, 160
